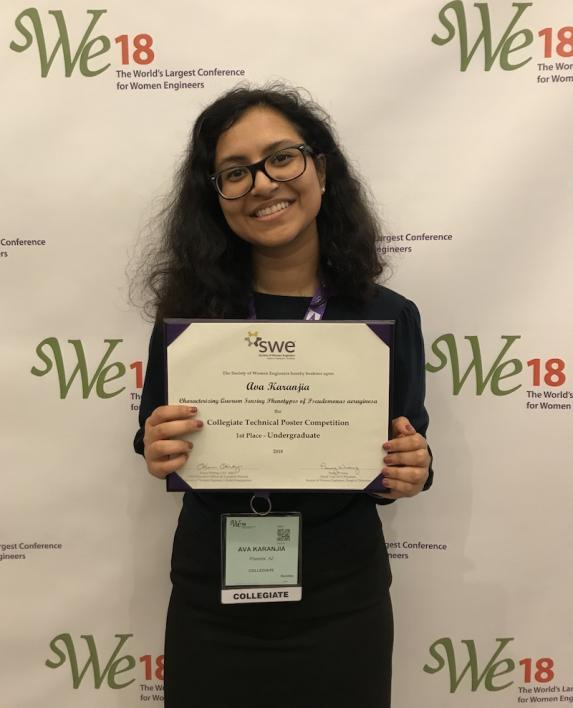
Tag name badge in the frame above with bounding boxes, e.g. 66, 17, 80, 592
221, 513, 302, 604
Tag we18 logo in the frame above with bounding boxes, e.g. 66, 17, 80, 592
31, 337, 142, 400
46, 633, 162, 690
423, 637, 555, 693
10, 8, 155, 77
432, 2, 573, 71
425, 333, 567, 396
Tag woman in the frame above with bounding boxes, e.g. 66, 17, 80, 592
134, 84, 432, 708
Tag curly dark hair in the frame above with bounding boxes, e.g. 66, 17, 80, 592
138, 83, 385, 320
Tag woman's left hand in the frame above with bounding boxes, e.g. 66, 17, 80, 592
377, 416, 431, 500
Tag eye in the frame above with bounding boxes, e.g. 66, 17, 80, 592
222, 167, 249, 183
268, 148, 297, 167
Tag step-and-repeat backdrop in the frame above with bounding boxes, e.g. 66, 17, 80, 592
2, 1, 572, 705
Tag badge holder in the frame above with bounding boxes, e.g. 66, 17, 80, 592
221, 495, 302, 604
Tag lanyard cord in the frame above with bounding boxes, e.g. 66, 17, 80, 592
247, 284, 328, 321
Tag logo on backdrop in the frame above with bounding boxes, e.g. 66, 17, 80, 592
9, 8, 247, 92
422, 637, 573, 699
10, 9, 117, 77
30, 337, 143, 404
432, 2, 534, 71
432, 2, 573, 83
46, 633, 163, 696
424, 637, 517, 692
426, 334, 522, 395
425, 334, 571, 410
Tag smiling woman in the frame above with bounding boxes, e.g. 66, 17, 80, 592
213, 108, 325, 273
135, 83, 385, 321
133, 83, 433, 708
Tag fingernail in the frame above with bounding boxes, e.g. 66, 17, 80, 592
383, 442, 391, 451
383, 455, 392, 464
188, 441, 193, 449
406, 424, 415, 432
382, 478, 391, 487
187, 406, 197, 414
196, 420, 204, 428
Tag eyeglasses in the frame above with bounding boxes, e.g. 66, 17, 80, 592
210, 144, 313, 200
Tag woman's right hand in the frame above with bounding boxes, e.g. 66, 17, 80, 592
143, 405, 203, 479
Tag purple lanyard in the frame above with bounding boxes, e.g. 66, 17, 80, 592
247, 284, 328, 321
247, 284, 327, 512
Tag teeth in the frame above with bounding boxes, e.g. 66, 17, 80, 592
255, 201, 290, 218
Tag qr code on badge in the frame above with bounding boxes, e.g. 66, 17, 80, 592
277, 528, 291, 543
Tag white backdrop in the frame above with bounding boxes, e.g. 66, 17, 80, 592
2, 1, 572, 706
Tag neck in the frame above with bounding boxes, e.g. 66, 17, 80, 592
252, 231, 319, 296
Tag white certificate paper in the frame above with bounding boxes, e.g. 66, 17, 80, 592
165, 320, 393, 492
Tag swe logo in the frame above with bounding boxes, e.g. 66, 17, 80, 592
244, 330, 296, 356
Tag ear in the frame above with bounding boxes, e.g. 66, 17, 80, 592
314, 154, 326, 191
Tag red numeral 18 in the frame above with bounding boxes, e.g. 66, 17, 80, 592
130, 360, 143, 389
527, 358, 566, 387
115, 34, 155, 65
519, 657, 555, 683
538, 27, 573, 57
139, 654, 164, 681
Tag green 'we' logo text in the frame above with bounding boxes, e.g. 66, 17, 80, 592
10, 8, 155, 78
424, 637, 557, 693
31, 337, 143, 399
425, 334, 522, 395
46, 633, 164, 689
46, 633, 135, 689
424, 637, 516, 692
432, 1, 533, 70
10, 8, 110, 77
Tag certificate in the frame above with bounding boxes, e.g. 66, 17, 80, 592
165, 320, 394, 492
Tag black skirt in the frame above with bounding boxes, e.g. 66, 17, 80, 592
164, 492, 393, 708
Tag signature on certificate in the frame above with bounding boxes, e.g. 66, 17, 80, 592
319, 463, 360, 477
197, 463, 243, 473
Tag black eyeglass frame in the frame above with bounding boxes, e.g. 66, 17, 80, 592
209, 143, 314, 200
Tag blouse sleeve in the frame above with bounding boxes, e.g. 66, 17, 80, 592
371, 298, 433, 504
133, 323, 166, 455
392, 299, 429, 439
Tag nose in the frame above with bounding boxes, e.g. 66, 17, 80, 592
251, 167, 278, 196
